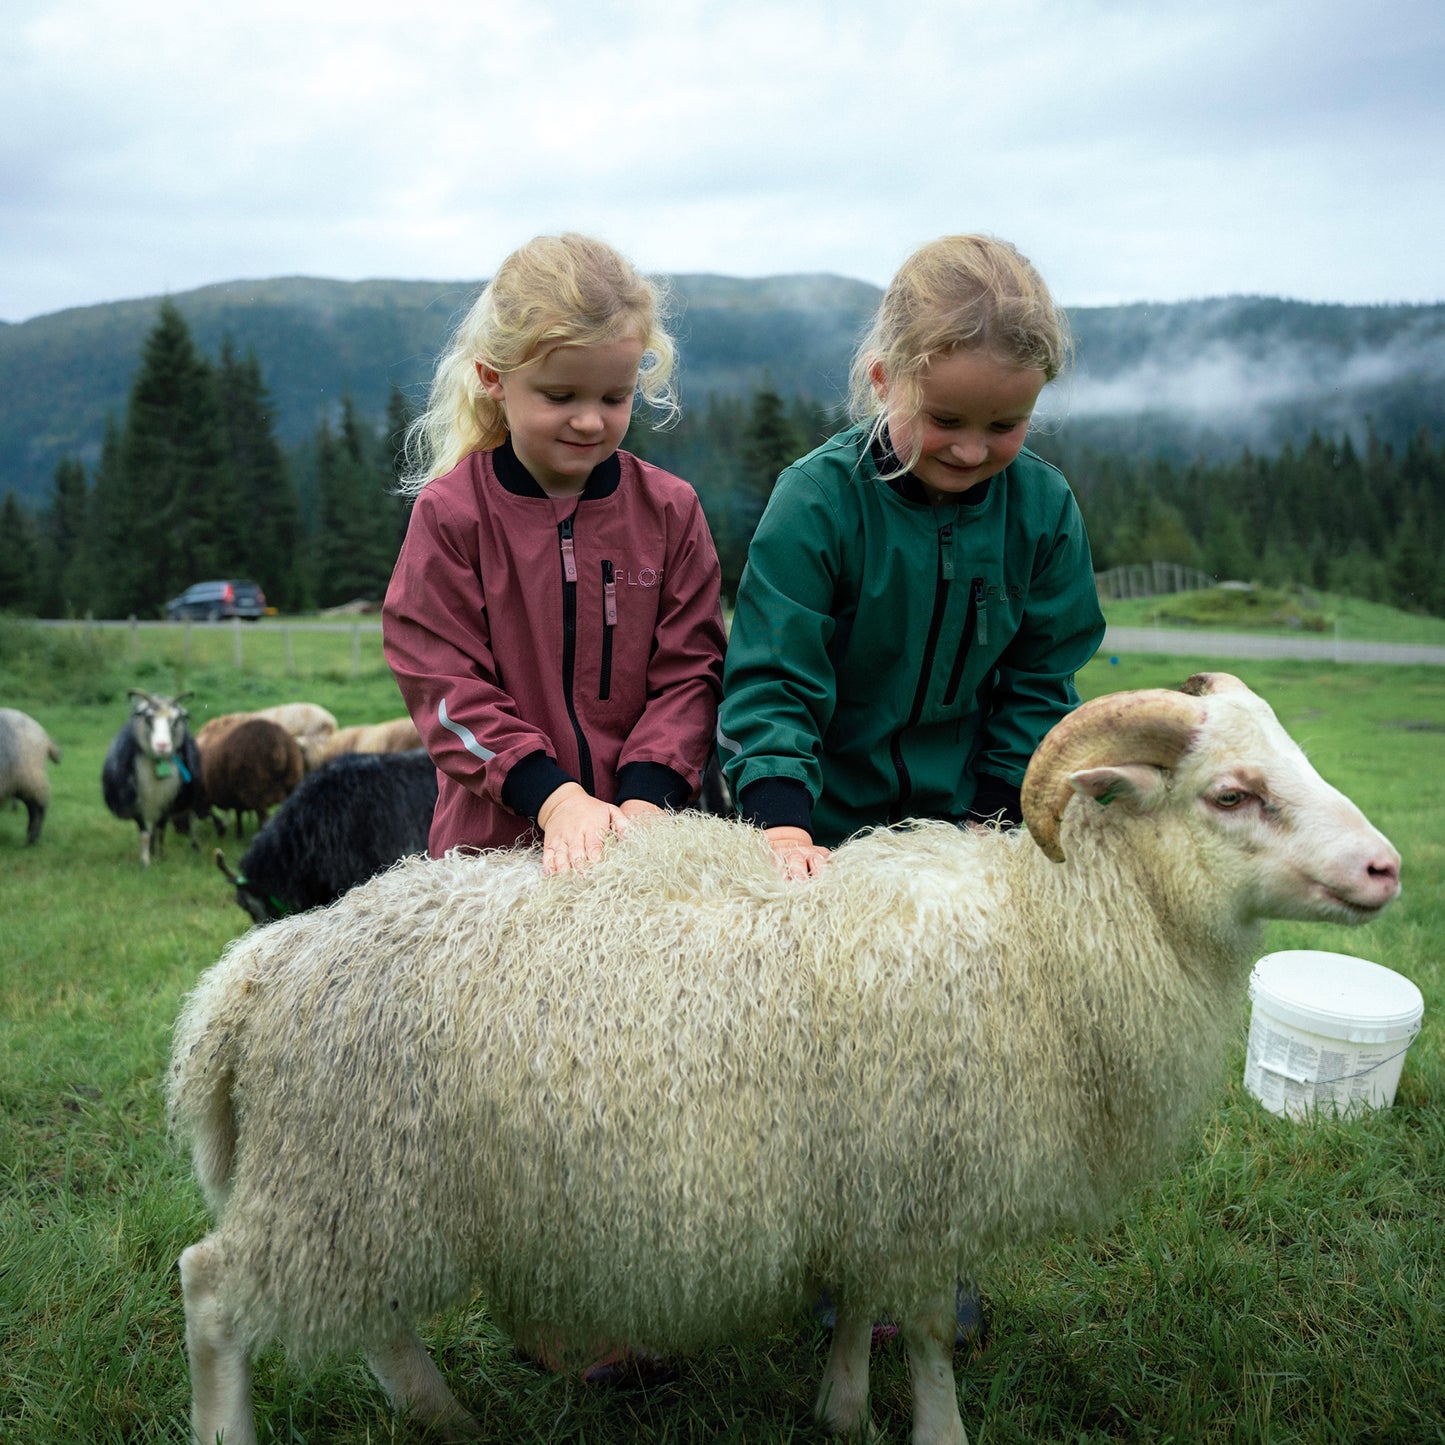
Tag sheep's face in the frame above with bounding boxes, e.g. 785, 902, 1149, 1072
1064, 688, 1400, 928
128, 691, 190, 762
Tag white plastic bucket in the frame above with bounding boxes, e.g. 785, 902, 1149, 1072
1244, 950, 1424, 1119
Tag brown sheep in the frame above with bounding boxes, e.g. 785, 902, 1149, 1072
197, 718, 303, 838
197, 704, 338, 773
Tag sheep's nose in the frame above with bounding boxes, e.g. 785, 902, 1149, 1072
1366, 850, 1401, 898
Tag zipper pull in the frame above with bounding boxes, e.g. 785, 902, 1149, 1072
972, 577, 988, 646
559, 518, 577, 583
939, 523, 954, 581
602, 560, 617, 625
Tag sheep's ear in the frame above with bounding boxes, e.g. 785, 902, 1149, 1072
1069, 765, 1168, 813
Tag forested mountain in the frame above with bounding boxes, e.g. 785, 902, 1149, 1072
0, 274, 880, 509
2, 276, 1443, 509
2, 277, 1443, 621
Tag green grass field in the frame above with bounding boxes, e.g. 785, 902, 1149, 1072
2, 618, 1442, 1443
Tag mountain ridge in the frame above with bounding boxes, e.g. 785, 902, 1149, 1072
2, 275, 1442, 508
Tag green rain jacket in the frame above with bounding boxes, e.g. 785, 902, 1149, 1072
719, 424, 1106, 847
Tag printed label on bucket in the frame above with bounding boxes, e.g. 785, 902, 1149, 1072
1244, 1012, 1413, 1119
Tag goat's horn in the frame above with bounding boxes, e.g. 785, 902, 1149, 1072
1022, 687, 1208, 863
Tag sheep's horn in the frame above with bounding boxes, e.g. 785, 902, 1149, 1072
1178, 671, 1248, 696
214, 849, 240, 885
1022, 682, 1223, 863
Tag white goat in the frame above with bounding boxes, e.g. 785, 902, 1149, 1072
168, 674, 1400, 1445
102, 690, 205, 866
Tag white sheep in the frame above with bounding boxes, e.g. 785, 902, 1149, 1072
0, 707, 62, 845
168, 673, 1401, 1445
310, 715, 423, 765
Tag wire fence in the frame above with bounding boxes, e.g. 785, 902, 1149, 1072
1095, 562, 1215, 600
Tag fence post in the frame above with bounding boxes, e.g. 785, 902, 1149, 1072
285, 624, 295, 677
184, 619, 192, 667
352, 621, 362, 679
232, 616, 243, 669
128, 614, 138, 660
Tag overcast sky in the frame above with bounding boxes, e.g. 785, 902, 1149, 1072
4, 0, 1442, 324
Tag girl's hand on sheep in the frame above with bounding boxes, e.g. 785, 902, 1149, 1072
537, 783, 631, 875
766, 826, 831, 881
618, 799, 667, 823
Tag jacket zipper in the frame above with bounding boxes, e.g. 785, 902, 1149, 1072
889, 522, 952, 821
557, 517, 595, 794
599, 560, 616, 700
942, 577, 986, 707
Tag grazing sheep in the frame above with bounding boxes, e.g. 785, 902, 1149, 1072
216, 749, 438, 923
0, 707, 61, 845
311, 716, 423, 765
196, 704, 338, 774
169, 674, 1400, 1445
196, 718, 303, 839
102, 691, 206, 866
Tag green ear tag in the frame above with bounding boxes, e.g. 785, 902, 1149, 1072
154, 759, 173, 778
1096, 784, 1121, 806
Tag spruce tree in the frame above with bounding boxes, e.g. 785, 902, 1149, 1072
217, 339, 304, 609
382, 385, 416, 556
715, 382, 800, 596
117, 301, 228, 614
314, 398, 405, 607
71, 418, 128, 617
36, 455, 89, 617
0, 493, 39, 611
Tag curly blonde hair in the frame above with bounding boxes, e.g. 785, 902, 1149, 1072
847, 234, 1071, 471
401, 234, 677, 493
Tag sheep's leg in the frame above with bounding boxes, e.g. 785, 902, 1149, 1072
900, 1291, 968, 1445
814, 1306, 873, 1439
24, 799, 44, 845
139, 824, 153, 868
179, 1238, 257, 1445
365, 1328, 481, 1440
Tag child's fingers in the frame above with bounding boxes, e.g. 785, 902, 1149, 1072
769, 838, 830, 881
541, 801, 629, 874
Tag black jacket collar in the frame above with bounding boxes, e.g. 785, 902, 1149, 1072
493, 436, 622, 499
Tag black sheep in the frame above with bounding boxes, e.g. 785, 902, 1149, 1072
217, 748, 438, 923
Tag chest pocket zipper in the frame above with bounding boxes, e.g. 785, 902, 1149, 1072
942, 577, 986, 707
600, 560, 617, 700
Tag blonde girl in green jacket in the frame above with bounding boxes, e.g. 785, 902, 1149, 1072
720, 233, 1105, 880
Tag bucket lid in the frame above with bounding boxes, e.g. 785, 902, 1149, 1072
1250, 950, 1424, 1043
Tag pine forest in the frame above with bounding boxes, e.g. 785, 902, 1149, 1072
2, 297, 1443, 619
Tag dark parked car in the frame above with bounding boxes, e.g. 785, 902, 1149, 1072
165, 580, 268, 622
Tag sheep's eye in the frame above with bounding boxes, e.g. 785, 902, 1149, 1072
1213, 789, 1248, 809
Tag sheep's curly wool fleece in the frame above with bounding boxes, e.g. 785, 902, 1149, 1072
168, 811, 1244, 1364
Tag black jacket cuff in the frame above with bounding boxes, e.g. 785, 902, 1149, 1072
502, 750, 576, 821
616, 760, 693, 811
738, 777, 814, 834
